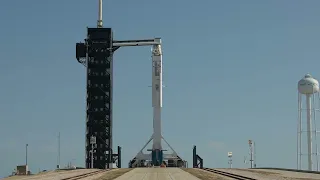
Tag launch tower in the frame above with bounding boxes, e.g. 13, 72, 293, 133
75, 0, 185, 168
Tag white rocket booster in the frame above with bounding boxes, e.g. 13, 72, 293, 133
127, 38, 183, 167
152, 42, 162, 151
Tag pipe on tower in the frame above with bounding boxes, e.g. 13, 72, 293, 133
97, 0, 103, 28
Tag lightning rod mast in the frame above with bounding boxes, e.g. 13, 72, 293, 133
97, 0, 103, 28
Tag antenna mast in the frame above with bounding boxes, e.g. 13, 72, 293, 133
57, 132, 60, 169
97, 0, 103, 28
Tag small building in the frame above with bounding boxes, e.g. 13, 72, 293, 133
16, 165, 28, 175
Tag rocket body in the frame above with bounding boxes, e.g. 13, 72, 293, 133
151, 43, 163, 166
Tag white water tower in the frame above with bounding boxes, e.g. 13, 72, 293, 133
297, 74, 320, 171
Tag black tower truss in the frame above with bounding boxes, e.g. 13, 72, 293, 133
76, 28, 121, 169
193, 145, 203, 169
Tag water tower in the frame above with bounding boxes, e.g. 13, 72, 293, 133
297, 74, 320, 171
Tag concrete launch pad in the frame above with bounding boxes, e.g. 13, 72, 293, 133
113, 168, 201, 180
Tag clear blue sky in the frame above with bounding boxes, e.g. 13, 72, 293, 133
1, 0, 320, 177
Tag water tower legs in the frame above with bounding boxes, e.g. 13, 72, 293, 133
306, 94, 313, 171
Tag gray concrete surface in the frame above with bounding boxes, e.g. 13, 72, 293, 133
2, 169, 99, 180
113, 168, 201, 180
84, 169, 132, 180
216, 168, 320, 180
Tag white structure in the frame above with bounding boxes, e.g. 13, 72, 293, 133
248, 140, 255, 168
90, 136, 96, 169
128, 40, 184, 167
228, 152, 233, 168
297, 74, 320, 171
112, 38, 183, 167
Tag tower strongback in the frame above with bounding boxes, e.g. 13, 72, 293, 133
76, 28, 116, 169
86, 28, 113, 169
